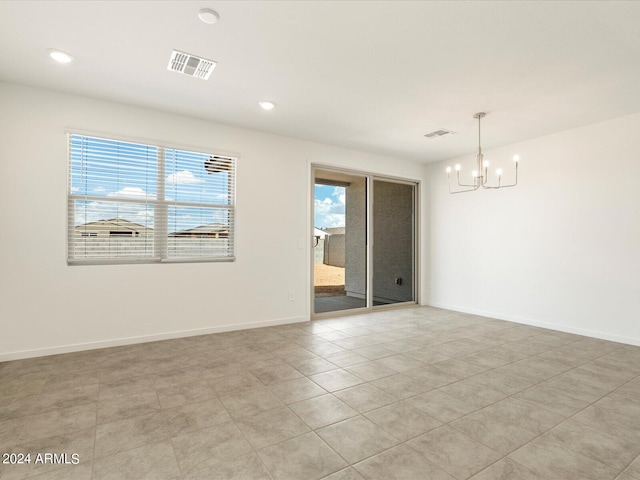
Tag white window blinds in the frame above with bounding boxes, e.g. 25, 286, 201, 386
68, 134, 235, 264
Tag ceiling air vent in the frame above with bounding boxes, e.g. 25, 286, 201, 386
424, 129, 457, 139
167, 50, 216, 80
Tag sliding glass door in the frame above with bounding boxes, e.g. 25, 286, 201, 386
372, 179, 415, 305
312, 167, 417, 316
313, 169, 367, 314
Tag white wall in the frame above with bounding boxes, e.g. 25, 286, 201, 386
0, 83, 427, 360
428, 112, 640, 345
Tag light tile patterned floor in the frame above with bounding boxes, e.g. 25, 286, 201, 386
1, 306, 640, 479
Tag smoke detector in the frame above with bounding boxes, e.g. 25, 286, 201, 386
424, 129, 457, 139
167, 50, 216, 80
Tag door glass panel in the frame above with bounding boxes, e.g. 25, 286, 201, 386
313, 170, 367, 314
372, 180, 415, 305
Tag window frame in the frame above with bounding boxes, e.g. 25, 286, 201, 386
67, 131, 237, 265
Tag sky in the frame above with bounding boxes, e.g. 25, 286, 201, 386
314, 184, 345, 228
70, 135, 231, 232
71, 135, 348, 233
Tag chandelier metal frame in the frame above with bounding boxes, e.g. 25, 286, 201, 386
447, 112, 519, 194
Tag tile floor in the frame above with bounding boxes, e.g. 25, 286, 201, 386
1, 306, 640, 479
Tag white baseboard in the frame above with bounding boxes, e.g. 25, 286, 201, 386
0, 315, 309, 362
427, 301, 640, 347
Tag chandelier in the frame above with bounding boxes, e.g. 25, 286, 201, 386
447, 112, 519, 194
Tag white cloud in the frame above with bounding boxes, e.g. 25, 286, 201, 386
166, 170, 203, 185
314, 195, 345, 228
93, 186, 106, 193
318, 213, 345, 228
107, 187, 156, 200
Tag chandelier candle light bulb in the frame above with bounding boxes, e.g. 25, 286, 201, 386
446, 112, 520, 194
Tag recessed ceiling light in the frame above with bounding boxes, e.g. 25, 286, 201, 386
198, 8, 220, 24
47, 49, 74, 64
259, 101, 276, 111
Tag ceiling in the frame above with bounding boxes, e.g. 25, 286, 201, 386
2, 1, 640, 163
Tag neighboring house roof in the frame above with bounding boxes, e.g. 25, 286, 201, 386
75, 218, 153, 232
75, 219, 229, 237
169, 223, 229, 237
314, 227, 328, 239
314, 227, 345, 238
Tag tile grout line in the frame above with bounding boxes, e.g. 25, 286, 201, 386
445, 350, 640, 479
3, 307, 639, 480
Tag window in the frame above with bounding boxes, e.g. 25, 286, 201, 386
68, 133, 235, 264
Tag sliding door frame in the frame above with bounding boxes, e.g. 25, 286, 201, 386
310, 164, 420, 319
